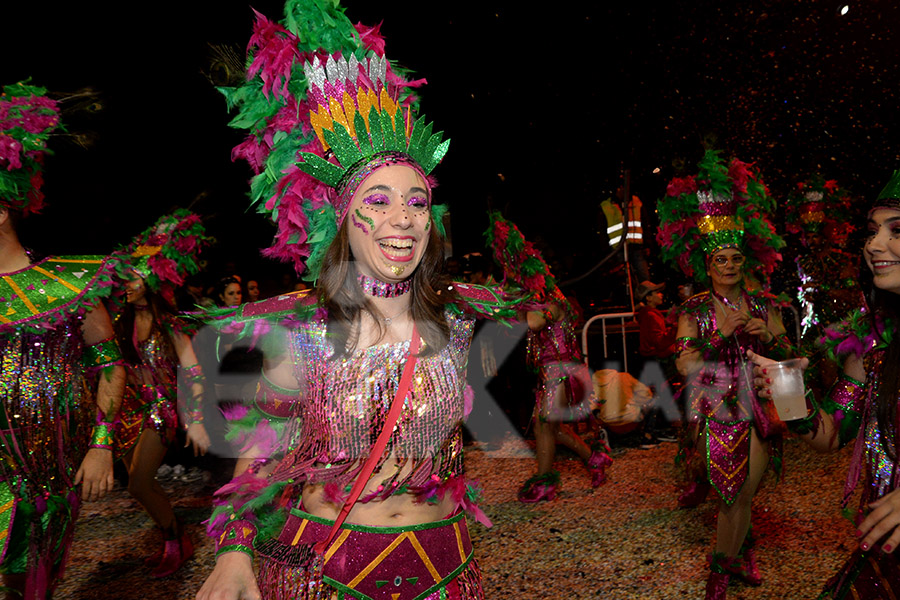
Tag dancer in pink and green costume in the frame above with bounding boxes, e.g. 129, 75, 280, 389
657, 149, 790, 599
485, 212, 611, 503
752, 169, 900, 599
0, 81, 125, 599
111, 209, 212, 578
195, 3, 526, 599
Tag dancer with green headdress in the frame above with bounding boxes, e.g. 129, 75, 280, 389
196, 2, 530, 598
657, 148, 791, 599
485, 211, 611, 503
0, 81, 125, 599
111, 209, 213, 578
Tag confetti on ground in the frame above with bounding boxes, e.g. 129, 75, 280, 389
57, 434, 854, 599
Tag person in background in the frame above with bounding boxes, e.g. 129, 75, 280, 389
635, 280, 677, 366
215, 276, 243, 307
245, 279, 261, 303
630, 280, 679, 446
114, 209, 212, 577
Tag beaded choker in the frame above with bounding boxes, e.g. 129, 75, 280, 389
357, 272, 411, 298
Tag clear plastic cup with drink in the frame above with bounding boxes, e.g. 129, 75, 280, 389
767, 358, 808, 421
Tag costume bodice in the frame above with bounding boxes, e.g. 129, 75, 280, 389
859, 349, 898, 506
128, 327, 178, 392
527, 317, 581, 367
0, 316, 93, 495
681, 290, 769, 423
276, 310, 476, 501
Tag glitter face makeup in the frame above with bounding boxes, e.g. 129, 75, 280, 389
865, 208, 900, 295
351, 211, 370, 235
347, 165, 431, 284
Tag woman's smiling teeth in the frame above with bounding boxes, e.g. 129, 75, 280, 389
873, 260, 900, 269
379, 237, 415, 260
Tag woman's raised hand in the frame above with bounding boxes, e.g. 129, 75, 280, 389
743, 317, 772, 343
718, 310, 749, 338
746, 350, 808, 398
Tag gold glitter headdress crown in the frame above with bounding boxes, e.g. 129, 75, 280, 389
656, 149, 784, 287
296, 53, 449, 220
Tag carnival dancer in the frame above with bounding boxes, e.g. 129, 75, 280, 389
656, 149, 791, 598
751, 169, 900, 599
485, 212, 611, 502
113, 209, 212, 577
196, 3, 520, 598
0, 81, 125, 599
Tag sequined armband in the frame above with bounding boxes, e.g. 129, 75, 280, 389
675, 336, 703, 355
822, 373, 865, 447
253, 373, 299, 420
83, 337, 124, 371
183, 363, 205, 384
215, 519, 257, 559
90, 420, 115, 450
182, 363, 205, 428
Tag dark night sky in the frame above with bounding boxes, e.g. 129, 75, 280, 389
4, 1, 899, 292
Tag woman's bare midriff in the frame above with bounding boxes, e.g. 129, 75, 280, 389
301, 457, 457, 527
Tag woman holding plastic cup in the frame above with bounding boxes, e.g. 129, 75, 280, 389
750, 170, 900, 598
657, 149, 792, 599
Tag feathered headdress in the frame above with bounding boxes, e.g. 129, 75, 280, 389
221, 0, 448, 281
0, 81, 62, 216
120, 209, 212, 305
785, 174, 854, 249
656, 149, 784, 288
485, 211, 574, 317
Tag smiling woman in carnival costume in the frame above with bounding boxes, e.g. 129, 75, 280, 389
751, 170, 900, 598
195, 3, 525, 599
656, 149, 791, 599
112, 209, 212, 577
0, 81, 125, 599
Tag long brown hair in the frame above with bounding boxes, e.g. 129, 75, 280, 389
317, 221, 454, 357
862, 254, 900, 460
114, 290, 179, 364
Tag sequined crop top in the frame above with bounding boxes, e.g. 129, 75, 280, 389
273, 310, 476, 502
527, 316, 581, 368
128, 328, 178, 391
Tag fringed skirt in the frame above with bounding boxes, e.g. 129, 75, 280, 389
116, 383, 178, 457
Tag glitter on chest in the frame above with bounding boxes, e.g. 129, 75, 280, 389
0, 317, 93, 495
287, 313, 475, 488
